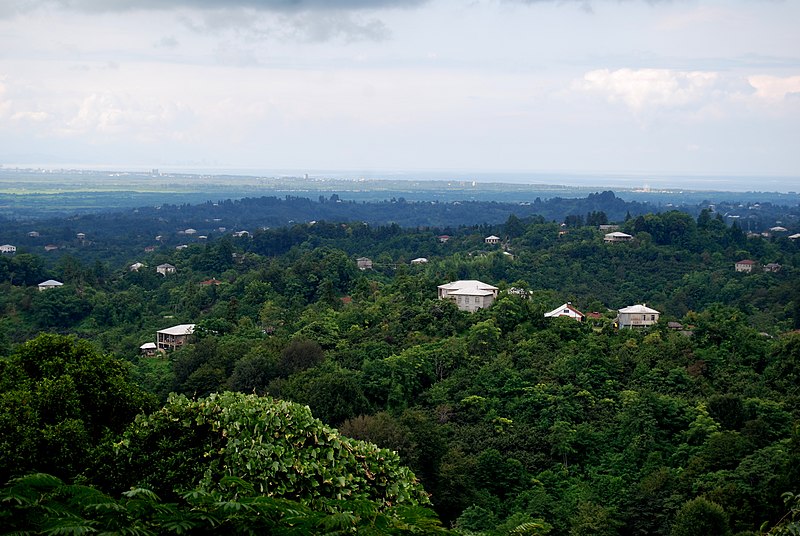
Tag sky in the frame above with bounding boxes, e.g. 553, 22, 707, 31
1, 0, 799, 181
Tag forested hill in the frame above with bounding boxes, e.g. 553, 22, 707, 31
2, 189, 797, 252
2, 190, 648, 241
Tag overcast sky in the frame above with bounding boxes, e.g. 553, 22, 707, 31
1, 0, 798, 180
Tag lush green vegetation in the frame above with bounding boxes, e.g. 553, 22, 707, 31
1, 195, 799, 534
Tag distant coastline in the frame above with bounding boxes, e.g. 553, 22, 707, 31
1, 164, 797, 194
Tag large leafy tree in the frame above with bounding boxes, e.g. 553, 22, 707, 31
111, 392, 430, 512
0, 334, 155, 483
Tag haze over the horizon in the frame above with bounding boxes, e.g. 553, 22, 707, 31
1, 0, 798, 181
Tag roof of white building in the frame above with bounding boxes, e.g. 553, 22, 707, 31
38, 279, 63, 287
605, 231, 633, 238
618, 304, 660, 314
140, 342, 158, 350
157, 324, 195, 336
438, 280, 498, 296
545, 303, 585, 318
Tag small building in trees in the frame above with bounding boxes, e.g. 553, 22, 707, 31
38, 279, 63, 291
485, 235, 501, 245
604, 231, 633, 243
763, 263, 781, 273
129, 262, 145, 272
410, 257, 428, 265
438, 280, 499, 312
139, 342, 158, 357
545, 303, 585, 322
157, 324, 195, 351
0, 244, 16, 254
616, 304, 660, 329
356, 257, 373, 270
157, 263, 176, 275
735, 259, 757, 273
437, 235, 450, 243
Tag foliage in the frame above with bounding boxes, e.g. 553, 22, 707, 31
112, 392, 429, 510
0, 472, 451, 535
0, 333, 155, 484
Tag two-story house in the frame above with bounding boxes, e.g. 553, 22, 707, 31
157, 324, 195, 351
438, 280, 499, 312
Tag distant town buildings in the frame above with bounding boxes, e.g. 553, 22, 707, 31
438, 280, 499, 313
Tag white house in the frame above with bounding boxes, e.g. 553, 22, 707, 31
789, 233, 800, 241
0, 244, 16, 254
356, 257, 373, 270
184, 228, 197, 235
156, 263, 176, 275
604, 232, 633, 243
157, 324, 195, 351
411, 257, 428, 264
485, 235, 501, 245
438, 280, 499, 312
232, 230, 250, 238
139, 342, 158, 356
129, 262, 145, 272
27, 231, 40, 238
38, 279, 64, 291
735, 259, 756, 273
616, 304, 660, 329
545, 303, 585, 322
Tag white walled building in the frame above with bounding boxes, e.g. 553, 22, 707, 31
616, 304, 660, 329
438, 280, 499, 312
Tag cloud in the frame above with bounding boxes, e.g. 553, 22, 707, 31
748, 75, 800, 101
154, 36, 179, 49
575, 68, 753, 115
3, 0, 428, 16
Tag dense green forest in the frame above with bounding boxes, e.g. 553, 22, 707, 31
1, 195, 800, 534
